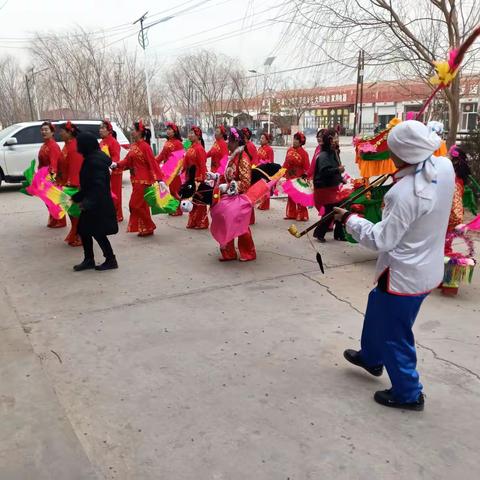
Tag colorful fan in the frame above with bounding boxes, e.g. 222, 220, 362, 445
282, 177, 314, 207
20, 159, 36, 196
144, 183, 180, 215
161, 149, 184, 186
26, 167, 72, 219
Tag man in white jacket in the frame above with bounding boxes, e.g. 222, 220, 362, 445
334, 120, 455, 411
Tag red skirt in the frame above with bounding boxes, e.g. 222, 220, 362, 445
314, 186, 341, 211
110, 170, 124, 222
127, 183, 156, 235
187, 204, 209, 229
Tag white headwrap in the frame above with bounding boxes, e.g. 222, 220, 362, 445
388, 120, 442, 199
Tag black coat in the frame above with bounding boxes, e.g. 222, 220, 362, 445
313, 150, 343, 189
72, 134, 118, 237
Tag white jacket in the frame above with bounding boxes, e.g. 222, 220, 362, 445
346, 156, 455, 295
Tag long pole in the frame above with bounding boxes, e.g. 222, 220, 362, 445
25, 74, 35, 121
268, 95, 272, 135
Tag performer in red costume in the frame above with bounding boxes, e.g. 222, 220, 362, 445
113, 121, 164, 237
99, 119, 123, 222
38, 121, 65, 228
184, 126, 209, 229
256, 132, 274, 210
219, 127, 256, 262
283, 132, 310, 221
58, 122, 83, 246
241, 127, 258, 224
156, 122, 184, 216
206, 125, 229, 173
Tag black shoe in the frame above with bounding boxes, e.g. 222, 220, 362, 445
343, 349, 383, 377
374, 389, 425, 411
95, 256, 118, 271
316, 237, 326, 243
334, 236, 347, 241
73, 259, 95, 272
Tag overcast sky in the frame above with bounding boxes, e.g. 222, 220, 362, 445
0, 0, 301, 75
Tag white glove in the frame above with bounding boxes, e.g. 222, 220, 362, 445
206, 172, 220, 182
227, 180, 238, 196
219, 183, 228, 194
110, 162, 118, 170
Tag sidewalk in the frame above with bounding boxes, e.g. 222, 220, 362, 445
0, 289, 98, 480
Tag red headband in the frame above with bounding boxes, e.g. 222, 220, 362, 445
65, 120, 75, 133
263, 132, 273, 144
217, 125, 226, 136
103, 119, 113, 132
241, 127, 252, 139
191, 126, 202, 138
166, 122, 179, 133
137, 119, 146, 133
294, 132, 306, 146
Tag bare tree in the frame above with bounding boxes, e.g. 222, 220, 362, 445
0, 56, 30, 127
165, 50, 247, 129
278, 78, 321, 126
283, 0, 480, 145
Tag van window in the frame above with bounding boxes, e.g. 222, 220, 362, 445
13, 126, 43, 145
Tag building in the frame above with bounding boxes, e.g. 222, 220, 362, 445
201, 77, 480, 135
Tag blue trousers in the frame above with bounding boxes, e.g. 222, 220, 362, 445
360, 288, 427, 403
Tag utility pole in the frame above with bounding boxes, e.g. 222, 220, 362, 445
25, 74, 35, 121
358, 50, 365, 135
134, 12, 174, 153
353, 50, 365, 137
134, 11, 156, 152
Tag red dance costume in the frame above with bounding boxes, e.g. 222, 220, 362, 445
206, 138, 229, 173
117, 140, 163, 236
60, 138, 84, 246
38, 138, 66, 228
283, 146, 310, 221
244, 141, 258, 224
220, 150, 256, 261
184, 142, 209, 229
256, 144, 275, 210
157, 138, 184, 216
100, 134, 123, 222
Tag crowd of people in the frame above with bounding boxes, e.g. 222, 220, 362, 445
36, 120, 349, 269
32, 116, 477, 411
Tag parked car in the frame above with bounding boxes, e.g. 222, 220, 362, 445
0, 120, 130, 187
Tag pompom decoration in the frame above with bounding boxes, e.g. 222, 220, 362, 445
443, 230, 476, 287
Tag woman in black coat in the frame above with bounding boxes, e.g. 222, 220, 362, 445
71, 133, 119, 271
313, 129, 346, 242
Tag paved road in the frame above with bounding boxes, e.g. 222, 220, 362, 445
1, 165, 479, 479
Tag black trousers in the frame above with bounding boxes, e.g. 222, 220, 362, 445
313, 203, 346, 240
81, 234, 114, 261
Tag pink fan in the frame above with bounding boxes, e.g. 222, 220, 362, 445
282, 178, 314, 207
161, 149, 184, 186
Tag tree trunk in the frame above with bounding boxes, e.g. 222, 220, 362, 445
446, 76, 461, 148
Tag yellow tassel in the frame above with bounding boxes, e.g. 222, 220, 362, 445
430, 61, 458, 87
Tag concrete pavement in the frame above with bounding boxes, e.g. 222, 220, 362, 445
0, 179, 479, 479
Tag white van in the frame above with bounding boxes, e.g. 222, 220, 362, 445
0, 120, 130, 187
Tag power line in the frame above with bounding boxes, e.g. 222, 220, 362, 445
148, 0, 290, 51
